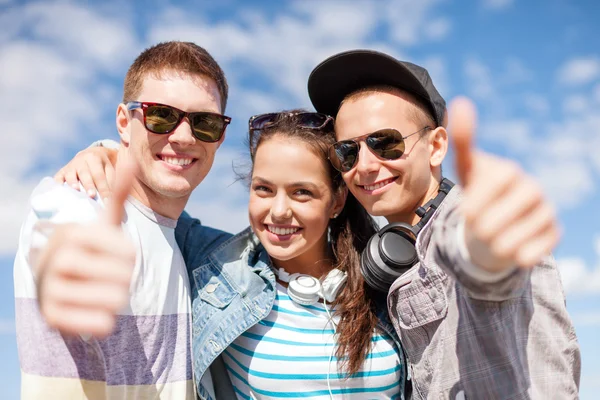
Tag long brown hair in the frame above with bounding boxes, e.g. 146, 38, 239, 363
248, 110, 383, 376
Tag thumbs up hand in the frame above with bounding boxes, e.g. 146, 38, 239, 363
35, 160, 137, 338
449, 97, 560, 273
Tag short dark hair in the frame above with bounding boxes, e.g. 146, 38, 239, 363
123, 41, 228, 112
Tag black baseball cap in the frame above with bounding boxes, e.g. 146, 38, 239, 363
308, 50, 446, 127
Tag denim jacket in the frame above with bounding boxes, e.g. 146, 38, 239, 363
175, 216, 407, 400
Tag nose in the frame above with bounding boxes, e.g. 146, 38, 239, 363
168, 118, 196, 146
271, 193, 292, 221
354, 142, 379, 176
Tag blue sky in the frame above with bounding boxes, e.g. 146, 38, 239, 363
1, 0, 598, 398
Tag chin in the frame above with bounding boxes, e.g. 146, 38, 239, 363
369, 200, 403, 218
264, 246, 296, 262
155, 185, 194, 199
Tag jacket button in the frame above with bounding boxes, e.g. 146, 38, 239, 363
205, 283, 219, 293
428, 288, 438, 300
209, 340, 221, 351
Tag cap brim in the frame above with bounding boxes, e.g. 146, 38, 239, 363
308, 50, 432, 118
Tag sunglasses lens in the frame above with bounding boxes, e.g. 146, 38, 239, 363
191, 113, 227, 142
330, 141, 359, 172
366, 129, 405, 160
298, 113, 331, 130
145, 105, 181, 133
250, 113, 278, 131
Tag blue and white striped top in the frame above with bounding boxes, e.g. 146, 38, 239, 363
223, 282, 402, 399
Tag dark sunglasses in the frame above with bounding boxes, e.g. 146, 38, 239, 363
328, 127, 432, 172
248, 112, 333, 132
126, 101, 231, 143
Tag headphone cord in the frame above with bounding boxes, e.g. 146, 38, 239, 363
323, 298, 337, 400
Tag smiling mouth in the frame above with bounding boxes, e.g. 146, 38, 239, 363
265, 225, 301, 236
158, 155, 196, 167
359, 177, 397, 191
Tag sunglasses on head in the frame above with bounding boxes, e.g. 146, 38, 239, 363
328, 126, 432, 172
126, 101, 231, 143
248, 112, 333, 132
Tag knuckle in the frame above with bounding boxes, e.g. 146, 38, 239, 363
501, 161, 522, 182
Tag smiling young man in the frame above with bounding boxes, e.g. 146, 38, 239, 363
13, 42, 233, 400
308, 50, 581, 399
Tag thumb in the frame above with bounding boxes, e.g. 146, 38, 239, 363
104, 159, 137, 227
449, 96, 477, 188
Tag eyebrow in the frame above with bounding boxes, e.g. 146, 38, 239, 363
251, 177, 320, 190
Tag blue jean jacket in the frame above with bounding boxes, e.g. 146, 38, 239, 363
175, 215, 407, 400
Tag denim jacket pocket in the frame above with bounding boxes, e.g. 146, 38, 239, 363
193, 263, 237, 309
392, 270, 448, 330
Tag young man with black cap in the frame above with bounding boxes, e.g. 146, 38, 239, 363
308, 50, 580, 399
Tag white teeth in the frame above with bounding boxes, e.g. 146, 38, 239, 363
364, 179, 393, 191
267, 225, 300, 236
162, 156, 192, 166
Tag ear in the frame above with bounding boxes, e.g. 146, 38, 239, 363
331, 186, 348, 218
429, 126, 448, 168
116, 103, 131, 146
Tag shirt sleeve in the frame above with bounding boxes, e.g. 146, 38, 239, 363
14, 178, 102, 297
423, 188, 532, 302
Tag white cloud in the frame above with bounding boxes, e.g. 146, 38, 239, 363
563, 94, 590, 114
479, 119, 533, 153
384, 0, 448, 45
148, 2, 388, 107
502, 58, 533, 84
523, 93, 550, 115
0, 318, 15, 335
570, 311, 600, 327
25, 2, 138, 71
477, 103, 599, 210
558, 57, 600, 86
482, 0, 515, 10
581, 374, 600, 391
424, 17, 452, 41
534, 160, 595, 209
557, 236, 600, 295
0, 2, 138, 256
593, 83, 600, 103
464, 58, 494, 99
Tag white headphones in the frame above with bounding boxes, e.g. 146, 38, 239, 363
273, 267, 348, 306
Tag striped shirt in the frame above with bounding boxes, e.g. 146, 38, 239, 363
13, 179, 195, 399
223, 282, 401, 399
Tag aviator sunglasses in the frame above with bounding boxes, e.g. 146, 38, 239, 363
328, 126, 432, 172
126, 101, 231, 143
